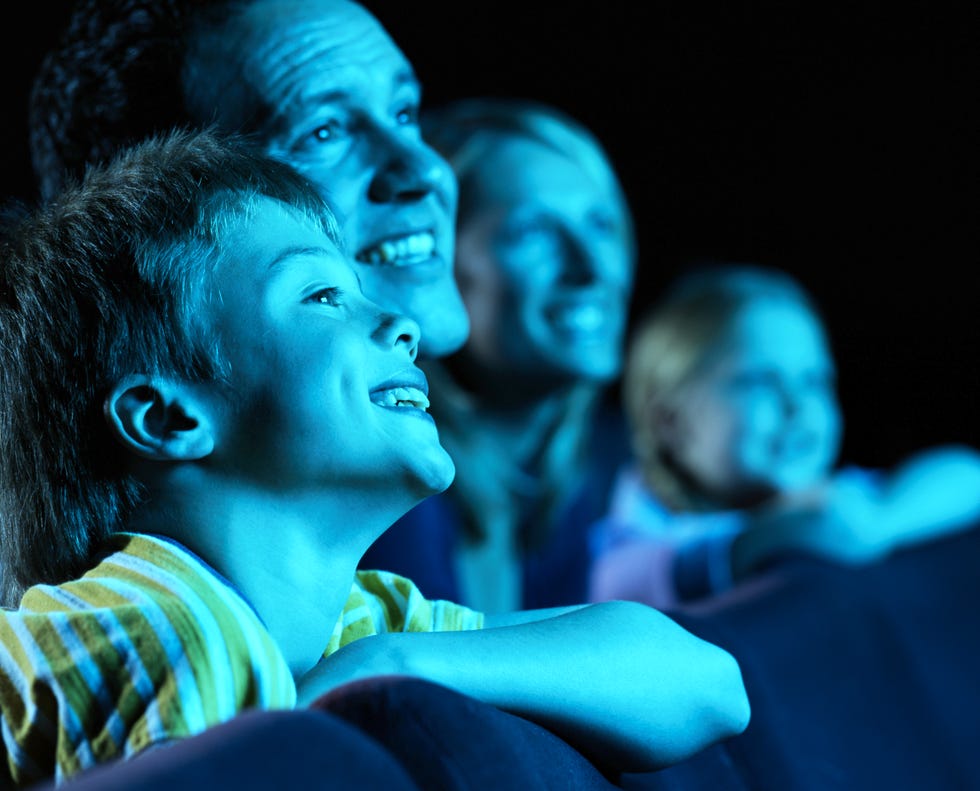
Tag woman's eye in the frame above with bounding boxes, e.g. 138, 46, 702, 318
305, 287, 344, 307
590, 211, 619, 236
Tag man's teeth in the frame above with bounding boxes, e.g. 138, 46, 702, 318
372, 386, 430, 410
357, 232, 436, 266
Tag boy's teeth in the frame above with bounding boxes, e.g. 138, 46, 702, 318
372, 386, 430, 410
357, 232, 436, 266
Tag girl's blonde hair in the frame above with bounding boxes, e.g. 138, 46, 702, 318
623, 263, 824, 510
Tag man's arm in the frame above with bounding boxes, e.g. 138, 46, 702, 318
297, 600, 750, 773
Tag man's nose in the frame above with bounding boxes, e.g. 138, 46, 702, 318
367, 130, 455, 205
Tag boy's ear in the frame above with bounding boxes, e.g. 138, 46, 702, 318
104, 375, 216, 461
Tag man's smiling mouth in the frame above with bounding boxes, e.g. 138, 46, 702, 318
370, 385, 430, 410
356, 231, 436, 266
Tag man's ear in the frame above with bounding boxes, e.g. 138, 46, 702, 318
104, 375, 216, 461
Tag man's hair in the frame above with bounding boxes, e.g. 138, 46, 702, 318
30, 0, 250, 202
0, 127, 338, 604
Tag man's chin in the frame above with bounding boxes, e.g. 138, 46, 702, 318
418, 312, 470, 360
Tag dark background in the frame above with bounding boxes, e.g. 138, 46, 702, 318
4, 2, 977, 468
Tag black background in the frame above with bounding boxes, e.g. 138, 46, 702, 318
4, 2, 977, 468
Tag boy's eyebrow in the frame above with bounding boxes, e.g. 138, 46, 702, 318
267, 245, 340, 271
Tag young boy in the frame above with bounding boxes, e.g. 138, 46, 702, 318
0, 129, 749, 787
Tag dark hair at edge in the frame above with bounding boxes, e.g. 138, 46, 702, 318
29, 0, 254, 203
0, 127, 338, 605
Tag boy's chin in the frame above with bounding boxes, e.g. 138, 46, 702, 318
411, 449, 456, 497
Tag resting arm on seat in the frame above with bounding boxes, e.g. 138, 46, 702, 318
296, 599, 750, 773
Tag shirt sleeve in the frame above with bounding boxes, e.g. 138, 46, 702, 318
324, 570, 484, 657
0, 602, 198, 786
0, 557, 294, 788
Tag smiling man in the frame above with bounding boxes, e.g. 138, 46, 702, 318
30, 0, 468, 358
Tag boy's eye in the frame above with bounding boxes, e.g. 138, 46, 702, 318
304, 287, 344, 307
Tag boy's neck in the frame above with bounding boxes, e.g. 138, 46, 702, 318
127, 469, 410, 679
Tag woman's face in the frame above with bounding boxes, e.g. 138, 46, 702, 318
664, 298, 842, 506
453, 135, 634, 390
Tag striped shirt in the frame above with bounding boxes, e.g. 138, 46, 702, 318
0, 533, 484, 787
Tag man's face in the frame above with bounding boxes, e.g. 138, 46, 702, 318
184, 0, 469, 358
454, 136, 634, 390
666, 298, 842, 504
205, 196, 455, 502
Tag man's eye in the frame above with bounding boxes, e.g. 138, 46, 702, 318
305, 287, 344, 307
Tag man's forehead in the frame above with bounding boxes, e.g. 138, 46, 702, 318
198, 0, 415, 109
231, 0, 400, 59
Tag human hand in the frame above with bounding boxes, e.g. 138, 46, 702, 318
734, 476, 889, 576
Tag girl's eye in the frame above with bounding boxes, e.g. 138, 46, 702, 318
395, 103, 420, 127
504, 216, 551, 241
305, 287, 344, 307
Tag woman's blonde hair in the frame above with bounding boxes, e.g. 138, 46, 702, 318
420, 97, 636, 546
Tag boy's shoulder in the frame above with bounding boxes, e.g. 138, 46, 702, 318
0, 533, 294, 786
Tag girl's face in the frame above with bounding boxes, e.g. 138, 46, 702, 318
664, 298, 842, 506
453, 136, 634, 391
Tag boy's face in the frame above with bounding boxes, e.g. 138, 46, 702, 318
455, 136, 634, 389
203, 195, 455, 499
666, 298, 842, 505
183, 0, 469, 359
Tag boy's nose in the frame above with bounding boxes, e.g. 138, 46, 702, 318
374, 312, 421, 360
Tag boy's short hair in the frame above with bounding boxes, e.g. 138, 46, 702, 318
0, 127, 339, 604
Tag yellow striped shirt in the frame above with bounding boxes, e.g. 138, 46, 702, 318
0, 533, 483, 787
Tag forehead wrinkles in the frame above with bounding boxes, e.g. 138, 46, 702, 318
242, 13, 409, 108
